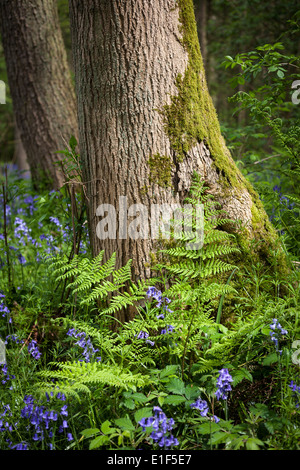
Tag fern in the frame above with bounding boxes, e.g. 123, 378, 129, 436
34, 361, 149, 400
48, 250, 150, 316
156, 172, 239, 308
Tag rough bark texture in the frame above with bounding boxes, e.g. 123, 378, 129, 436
69, 0, 284, 318
0, 0, 78, 189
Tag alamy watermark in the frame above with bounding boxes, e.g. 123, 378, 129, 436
95, 197, 204, 250
0, 338, 6, 365
292, 80, 300, 105
0, 80, 6, 104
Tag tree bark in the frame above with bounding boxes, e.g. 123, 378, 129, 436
69, 0, 284, 318
0, 0, 78, 189
13, 123, 30, 179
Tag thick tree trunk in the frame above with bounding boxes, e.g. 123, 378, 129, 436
69, 0, 284, 316
0, 0, 78, 189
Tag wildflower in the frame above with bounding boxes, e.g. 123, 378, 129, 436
28, 340, 41, 360
10, 442, 28, 450
289, 380, 300, 408
146, 286, 173, 313
17, 254, 26, 265
67, 329, 101, 362
138, 406, 179, 449
49, 216, 62, 229
269, 318, 288, 354
19, 394, 73, 447
60, 405, 68, 417
0, 294, 11, 322
190, 398, 209, 417
215, 368, 233, 401
137, 331, 149, 340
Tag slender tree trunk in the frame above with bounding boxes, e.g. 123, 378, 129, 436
13, 123, 30, 179
195, 0, 208, 70
69, 0, 285, 320
0, 0, 78, 189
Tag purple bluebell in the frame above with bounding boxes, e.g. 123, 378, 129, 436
28, 340, 41, 360
67, 328, 101, 362
138, 406, 179, 449
215, 368, 233, 401
269, 318, 288, 354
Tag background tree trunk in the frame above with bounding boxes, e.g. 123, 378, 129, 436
0, 0, 78, 189
69, 0, 284, 315
13, 123, 30, 179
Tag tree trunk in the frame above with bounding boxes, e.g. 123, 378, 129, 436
13, 123, 30, 179
69, 0, 284, 317
194, 0, 208, 70
0, 0, 78, 189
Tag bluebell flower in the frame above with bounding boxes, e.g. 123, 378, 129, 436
269, 318, 288, 354
190, 398, 209, 417
67, 328, 101, 362
190, 397, 220, 423
28, 340, 41, 360
215, 368, 233, 401
289, 380, 300, 408
137, 331, 149, 340
146, 286, 173, 313
49, 217, 62, 229
18, 393, 73, 449
18, 254, 26, 265
138, 406, 179, 449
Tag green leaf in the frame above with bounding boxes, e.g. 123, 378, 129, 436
89, 435, 109, 449
163, 395, 186, 405
130, 392, 149, 403
232, 368, 253, 386
80, 428, 100, 438
134, 407, 153, 424
196, 422, 220, 434
115, 417, 135, 431
165, 378, 185, 395
101, 420, 116, 435
261, 327, 271, 336
123, 398, 135, 410
69, 134, 78, 151
159, 365, 179, 379
245, 437, 264, 450
209, 431, 229, 445
262, 352, 278, 366
184, 384, 200, 401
